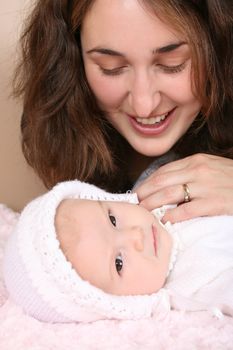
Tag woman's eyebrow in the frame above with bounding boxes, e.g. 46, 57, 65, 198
86, 47, 125, 57
86, 41, 187, 57
153, 41, 187, 54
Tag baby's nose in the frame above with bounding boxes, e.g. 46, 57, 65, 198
127, 226, 144, 252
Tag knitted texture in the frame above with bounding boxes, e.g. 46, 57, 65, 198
3, 180, 170, 323
165, 216, 233, 317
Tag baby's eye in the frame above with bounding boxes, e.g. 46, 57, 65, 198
109, 214, 116, 227
115, 254, 123, 274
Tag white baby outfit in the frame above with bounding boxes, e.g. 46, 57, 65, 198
3, 180, 170, 323
164, 216, 233, 317
3, 180, 233, 323
136, 156, 233, 317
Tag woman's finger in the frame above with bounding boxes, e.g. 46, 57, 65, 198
139, 182, 201, 211
136, 153, 233, 221
154, 153, 220, 175
135, 154, 212, 198
136, 168, 193, 201
162, 198, 221, 223
136, 153, 232, 202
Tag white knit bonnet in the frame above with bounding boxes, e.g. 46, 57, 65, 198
3, 180, 170, 323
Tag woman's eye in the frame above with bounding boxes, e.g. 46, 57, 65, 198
158, 62, 186, 74
109, 214, 116, 227
99, 66, 125, 76
115, 254, 123, 274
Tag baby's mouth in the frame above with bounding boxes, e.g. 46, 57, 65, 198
152, 224, 158, 256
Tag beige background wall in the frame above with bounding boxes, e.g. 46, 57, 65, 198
0, 0, 46, 212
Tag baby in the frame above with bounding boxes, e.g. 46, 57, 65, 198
3, 180, 233, 323
56, 196, 172, 298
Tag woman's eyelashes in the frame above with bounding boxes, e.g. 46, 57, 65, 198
109, 213, 117, 227
99, 66, 126, 76
158, 62, 186, 74
115, 253, 123, 275
99, 61, 187, 76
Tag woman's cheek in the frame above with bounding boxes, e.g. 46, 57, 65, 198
86, 70, 126, 109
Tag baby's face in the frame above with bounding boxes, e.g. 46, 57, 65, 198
55, 199, 172, 296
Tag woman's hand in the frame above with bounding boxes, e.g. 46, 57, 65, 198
135, 153, 233, 223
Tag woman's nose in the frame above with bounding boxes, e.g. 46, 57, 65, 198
128, 71, 161, 117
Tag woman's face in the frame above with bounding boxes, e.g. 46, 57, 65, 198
81, 0, 201, 157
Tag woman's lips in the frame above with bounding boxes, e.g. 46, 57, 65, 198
152, 224, 158, 256
128, 108, 176, 136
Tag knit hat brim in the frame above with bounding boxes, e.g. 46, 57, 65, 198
4, 180, 170, 323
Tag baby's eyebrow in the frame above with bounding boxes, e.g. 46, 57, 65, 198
98, 200, 106, 216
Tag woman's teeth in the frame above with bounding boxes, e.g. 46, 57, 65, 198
136, 113, 168, 125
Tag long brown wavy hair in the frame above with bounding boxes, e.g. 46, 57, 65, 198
14, 0, 233, 191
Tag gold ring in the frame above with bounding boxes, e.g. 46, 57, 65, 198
183, 184, 191, 203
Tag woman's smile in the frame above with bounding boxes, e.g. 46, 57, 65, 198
127, 107, 176, 136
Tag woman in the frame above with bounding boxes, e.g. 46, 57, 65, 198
15, 0, 233, 222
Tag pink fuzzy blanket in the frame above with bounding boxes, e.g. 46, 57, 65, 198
0, 204, 233, 350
